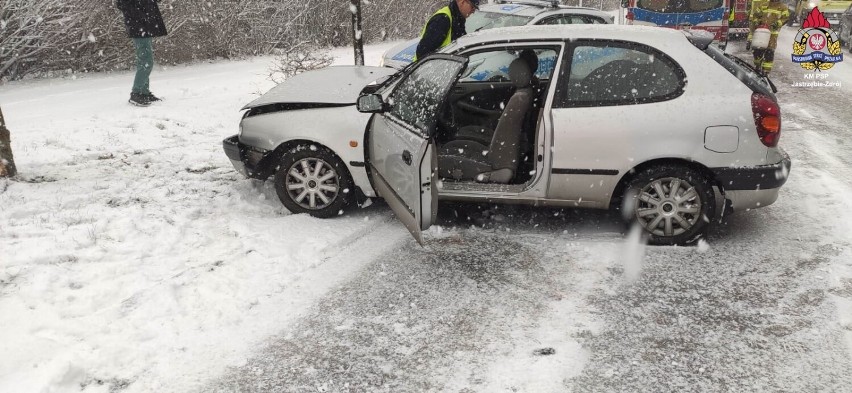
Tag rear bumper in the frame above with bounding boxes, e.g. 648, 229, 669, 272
712, 149, 791, 191
223, 135, 272, 179
714, 149, 791, 211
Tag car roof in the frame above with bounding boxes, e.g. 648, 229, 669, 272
480, 1, 612, 19
451, 24, 691, 48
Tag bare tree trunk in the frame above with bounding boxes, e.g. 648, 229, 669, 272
350, 0, 364, 66
0, 106, 17, 178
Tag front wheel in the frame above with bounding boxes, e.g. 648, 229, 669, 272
274, 145, 354, 218
624, 166, 715, 246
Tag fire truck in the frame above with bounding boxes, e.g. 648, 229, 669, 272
729, 0, 752, 39
622, 0, 732, 43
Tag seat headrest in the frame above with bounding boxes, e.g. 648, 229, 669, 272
508, 58, 532, 88
518, 49, 539, 75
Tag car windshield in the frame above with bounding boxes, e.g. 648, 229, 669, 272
466, 11, 533, 32
637, 0, 724, 13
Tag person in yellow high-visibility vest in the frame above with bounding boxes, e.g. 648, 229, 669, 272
414, 0, 480, 61
750, 0, 790, 75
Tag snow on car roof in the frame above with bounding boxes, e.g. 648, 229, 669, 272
457, 24, 691, 47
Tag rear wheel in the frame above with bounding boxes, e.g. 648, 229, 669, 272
274, 145, 353, 218
624, 165, 715, 245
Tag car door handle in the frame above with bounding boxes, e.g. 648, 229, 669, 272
402, 150, 412, 165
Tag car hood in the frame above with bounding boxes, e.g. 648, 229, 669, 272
242, 66, 397, 109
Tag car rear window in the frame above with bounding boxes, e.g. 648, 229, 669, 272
702, 45, 775, 98
466, 11, 533, 32
638, 0, 724, 13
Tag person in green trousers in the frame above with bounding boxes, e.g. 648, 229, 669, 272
115, 0, 168, 107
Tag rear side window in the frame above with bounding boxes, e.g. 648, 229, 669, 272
638, 0, 724, 13
555, 42, 685, 107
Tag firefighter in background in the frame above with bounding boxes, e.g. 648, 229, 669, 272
746, 0, 770, 49
749, 0, 790, 75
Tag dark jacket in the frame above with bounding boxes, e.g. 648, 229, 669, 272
416, 1, 467, 60
116, 0, 168, 38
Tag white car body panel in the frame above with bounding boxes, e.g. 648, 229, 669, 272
239, 107, 378, 196
368, 115, 435, 243
233, 25, 789, 217
243, 66, 396, 109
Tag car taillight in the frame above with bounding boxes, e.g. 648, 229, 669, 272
751, 93, 781, 147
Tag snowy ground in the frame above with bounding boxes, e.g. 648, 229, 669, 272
2, 27, 852, 393
0, 43, 410, 393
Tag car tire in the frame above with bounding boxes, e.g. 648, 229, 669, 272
623, 165, 715, 246
274, 145, 354, 218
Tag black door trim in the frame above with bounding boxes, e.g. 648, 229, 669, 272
552, 168, 619, 175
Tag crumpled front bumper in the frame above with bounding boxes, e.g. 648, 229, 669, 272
222, 135, 272, 179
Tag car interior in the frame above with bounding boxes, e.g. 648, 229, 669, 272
435, 48, 553, 186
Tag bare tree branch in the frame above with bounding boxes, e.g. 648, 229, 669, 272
0, 0, 443, 81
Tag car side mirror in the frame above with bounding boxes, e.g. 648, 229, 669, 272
357, 94, 386, 113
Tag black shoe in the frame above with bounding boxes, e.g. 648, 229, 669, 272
129, 93, 151, 107
144, 93, 162, 102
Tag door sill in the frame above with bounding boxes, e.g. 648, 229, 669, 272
438, 180, 528, 194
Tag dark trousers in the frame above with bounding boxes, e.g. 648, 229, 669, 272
132, 37, 154, 94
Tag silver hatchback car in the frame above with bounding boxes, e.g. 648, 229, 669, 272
224, 25, 791, 245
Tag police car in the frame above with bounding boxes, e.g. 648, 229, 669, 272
380, 0, 614, 72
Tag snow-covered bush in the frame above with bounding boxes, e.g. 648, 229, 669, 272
268, 42, 334, 83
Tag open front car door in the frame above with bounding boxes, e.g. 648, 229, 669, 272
360, 55, 468, 245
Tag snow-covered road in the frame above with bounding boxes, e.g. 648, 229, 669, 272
2, 29, 852, 393
0, 44, 413, 393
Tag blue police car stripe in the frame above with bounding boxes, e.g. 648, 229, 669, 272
392, 42, 419, 62
630, 7, 725, 26
499, 5, 529, 12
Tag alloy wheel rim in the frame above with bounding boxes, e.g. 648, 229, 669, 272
285, 158, 339, 210
634, 177, 702, 237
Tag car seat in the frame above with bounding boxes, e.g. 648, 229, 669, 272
454, 50, 541, 146
437, 58, 533, 184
